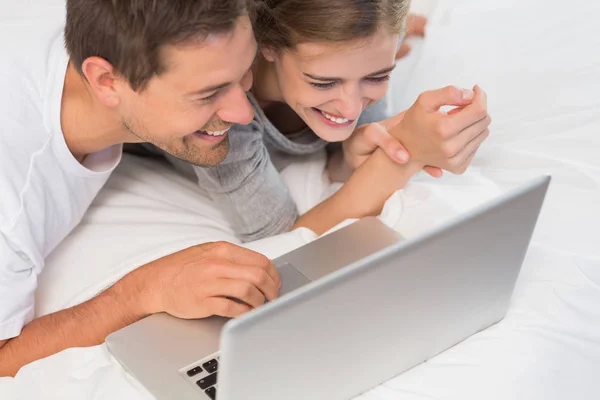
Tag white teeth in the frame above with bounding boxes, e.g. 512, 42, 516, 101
205, 129, 229, 136
320, 110, 349, 124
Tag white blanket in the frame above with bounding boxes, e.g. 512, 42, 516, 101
3, 0, 600, 399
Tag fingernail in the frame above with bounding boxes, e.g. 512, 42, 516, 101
461, 89, 475, 101
396, 150, 409, 162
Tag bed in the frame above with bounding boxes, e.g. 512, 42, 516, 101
2, 0, 600, 399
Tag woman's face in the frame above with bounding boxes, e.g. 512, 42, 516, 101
262, 27, 400, 142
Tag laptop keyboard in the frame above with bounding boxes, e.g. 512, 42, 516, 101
185, 356, 220, 399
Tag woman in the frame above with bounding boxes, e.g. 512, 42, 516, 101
178, 0, 491, 241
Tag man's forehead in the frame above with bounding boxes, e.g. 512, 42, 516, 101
163, 30, 254, 71
158, 23, 257, 91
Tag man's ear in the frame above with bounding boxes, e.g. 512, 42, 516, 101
81, 57, 122, 107
261, 46, 278, 62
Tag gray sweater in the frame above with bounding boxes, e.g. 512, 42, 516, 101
130, 94, 387, 242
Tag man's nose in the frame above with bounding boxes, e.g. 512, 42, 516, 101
217, 84, 254, 126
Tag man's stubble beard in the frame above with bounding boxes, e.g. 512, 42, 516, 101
122, 118, 230, 167
178, 133, 230, 167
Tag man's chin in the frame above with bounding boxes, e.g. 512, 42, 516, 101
169, 135, 230, 168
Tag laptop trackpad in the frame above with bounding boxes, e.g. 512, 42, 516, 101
278, 263, 311, 296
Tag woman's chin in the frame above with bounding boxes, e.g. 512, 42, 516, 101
311, 122, 356, 142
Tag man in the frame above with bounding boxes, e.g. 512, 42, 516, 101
0, 0, 281, 377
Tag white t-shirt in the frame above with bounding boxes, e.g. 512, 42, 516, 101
0, 5, 122, 340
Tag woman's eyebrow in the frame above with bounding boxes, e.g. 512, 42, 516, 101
365, 65, 396, 77
303, 65, 396, 82
303, 72, 342, 82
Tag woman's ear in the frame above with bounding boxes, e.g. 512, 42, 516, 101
261, 46, 278, 62
80, 57, 121, 107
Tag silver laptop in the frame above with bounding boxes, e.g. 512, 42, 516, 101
107, 176, 550, 400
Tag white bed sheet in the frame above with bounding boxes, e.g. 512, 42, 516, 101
2, 0, 600, 399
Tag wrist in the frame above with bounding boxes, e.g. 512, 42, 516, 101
327, 146, 353, 182
340, 151, 424, 217
109, 264, 162, 317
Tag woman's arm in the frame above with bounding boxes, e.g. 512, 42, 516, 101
294, 149, 424, 235
296, 86, 491, 236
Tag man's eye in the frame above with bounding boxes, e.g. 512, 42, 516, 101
197, 91, 220, 104
309, 81, 337, 90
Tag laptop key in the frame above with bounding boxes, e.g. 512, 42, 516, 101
202, 359, 218, 373
205, 387, 217, 400
197, 372, 217, 390
186, 366, 203, 377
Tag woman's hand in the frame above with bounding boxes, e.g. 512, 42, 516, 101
390, 85, 491, 174
341, 114, 443, 179
340, 85, 490, 180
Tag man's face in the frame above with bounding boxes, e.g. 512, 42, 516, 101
116, 16, 256, 167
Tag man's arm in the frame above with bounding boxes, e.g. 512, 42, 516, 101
0, 271, 149, 376
0, 242, 281, 377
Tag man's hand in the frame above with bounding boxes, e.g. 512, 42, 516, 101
142, 242, 281, 319
391, 85, 491, 174
0, 242, 278, 377
396, 14, 428, 60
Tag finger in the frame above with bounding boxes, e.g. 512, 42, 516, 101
417, 86, 475, 113
450, 128, 490, 168
246, 263, 280, 301
264, 260, 281, 293
445, 115, 491, 156
201, 297, 252, 318
204, 241, 272, 269
445, 85, 488, 132
366, 123, 410, 163
348, 122, 409, 163
453, 147, 479, 175
208, 261, 280, 301
406, 14, 428, 37
461, 148, 479, 171
395, 42, 411, 60
445, 105, 465, 116
208, 279, 267, 309
423, 166, 443, 178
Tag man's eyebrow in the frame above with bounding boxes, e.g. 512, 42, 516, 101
186, 81, 232, 97
185, 46, 259, 97
303, 65, 397, 82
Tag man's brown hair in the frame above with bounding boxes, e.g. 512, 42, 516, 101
65, 0, 253, 91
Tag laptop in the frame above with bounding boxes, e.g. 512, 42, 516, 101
107, 176, 550, 400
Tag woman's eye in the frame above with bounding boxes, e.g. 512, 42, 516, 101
365, 75, 391, 84
309, 81, 337, 90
